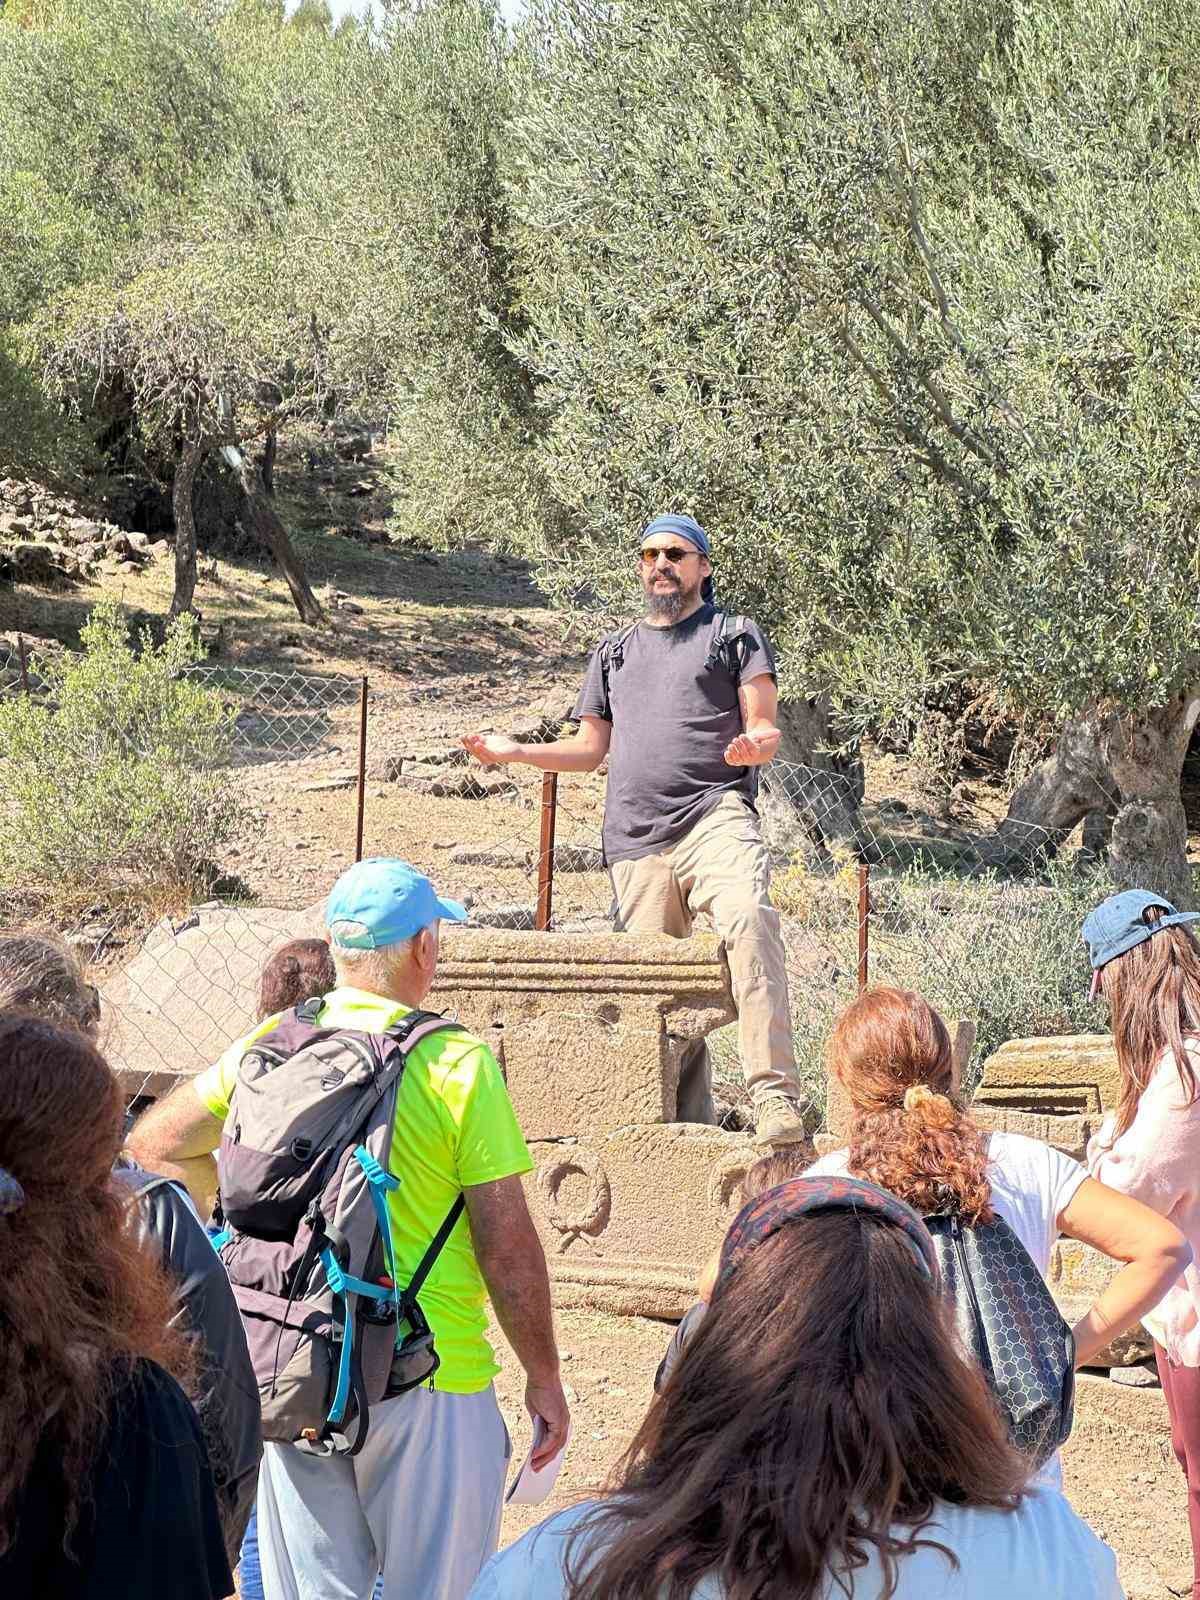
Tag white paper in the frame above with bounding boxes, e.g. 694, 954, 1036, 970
505, 1415, 570, 1506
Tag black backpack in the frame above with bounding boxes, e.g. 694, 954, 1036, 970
599, 608, 755, 700
214, 999, 462, 1458
924, 1211, 1076, 1465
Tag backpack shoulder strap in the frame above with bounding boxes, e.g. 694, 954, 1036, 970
399, 1193, 466, 1313
599, 622, 639, 700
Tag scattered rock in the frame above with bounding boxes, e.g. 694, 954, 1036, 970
430, 773, 519, 801
338, 600, 365, 615
553, 844, 604, 873
469, 904, 537, 930
300, 774, 358, 793
450, 846, 531, 869
1109, 1363, 1159, 1388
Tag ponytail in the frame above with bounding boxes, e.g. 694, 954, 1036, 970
831, 989, 994, 1223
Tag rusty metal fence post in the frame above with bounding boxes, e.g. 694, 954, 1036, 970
535, 771, 558, 931
354, 675, 368, 864
857, 860, 870, 991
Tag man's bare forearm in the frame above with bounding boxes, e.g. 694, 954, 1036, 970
477, 1238, 560, 1382
510, 738, 603, 774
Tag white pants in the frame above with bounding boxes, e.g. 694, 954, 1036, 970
257, 1384, 510, 1600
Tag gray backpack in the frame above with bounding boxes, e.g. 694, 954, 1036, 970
214, 998, 460, 1458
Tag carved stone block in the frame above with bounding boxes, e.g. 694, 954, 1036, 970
524, 1124, 762, 1318
429, 930, 736, 1138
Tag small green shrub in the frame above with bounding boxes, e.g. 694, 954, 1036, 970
713, 855, 1113, 1131
0, 600, 243, 916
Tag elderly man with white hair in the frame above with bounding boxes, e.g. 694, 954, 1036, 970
130, 857, 568, 1600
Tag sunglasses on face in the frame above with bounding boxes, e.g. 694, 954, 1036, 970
639, 546, 696, 565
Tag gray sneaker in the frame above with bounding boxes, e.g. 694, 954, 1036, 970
754, 1095, 809, 1146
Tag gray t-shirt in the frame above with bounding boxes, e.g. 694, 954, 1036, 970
571, 604, 777, 865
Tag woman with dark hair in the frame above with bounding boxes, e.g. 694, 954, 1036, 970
808, 987, 1187, 1430
0, 1013, 231, 1598
1083, 891, 1200, 1598
0, 931, 262, 1571
472, 1176, 1122, 1599
257, 937, 337, 1020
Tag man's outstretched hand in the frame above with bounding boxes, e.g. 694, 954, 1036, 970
462, 732, 523, 766
724, 729, 781, 767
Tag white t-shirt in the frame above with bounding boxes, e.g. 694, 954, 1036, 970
469, 1490, 1123, 1600
808, 1131, 1088, 1489
806, 1130, 1088, 1275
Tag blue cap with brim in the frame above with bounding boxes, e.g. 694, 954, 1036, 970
1081, 888, 1200, 971
325, 858, 468, 951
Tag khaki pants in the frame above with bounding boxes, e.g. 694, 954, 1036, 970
610, 792, 799, 1120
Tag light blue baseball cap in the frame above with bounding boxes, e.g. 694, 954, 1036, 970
1081, 888, 1200, 973
325, 858, 468, 951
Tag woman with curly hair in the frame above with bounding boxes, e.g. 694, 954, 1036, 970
1082, 891, 1200, 1597
0, 1012, 231, 1598
472, 1176, 1122, 1600
807, 986, 1188, 1472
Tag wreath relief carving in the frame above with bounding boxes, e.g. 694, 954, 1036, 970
536, 1148, 612, 1254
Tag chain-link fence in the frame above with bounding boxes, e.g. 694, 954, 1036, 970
2, 624, 1115, 1133
14, 753, 1105, 1136
182, 663, 365, 766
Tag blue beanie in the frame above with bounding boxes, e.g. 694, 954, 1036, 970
642, 513, 715, 601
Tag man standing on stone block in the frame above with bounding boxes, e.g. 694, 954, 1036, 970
462, 512, 807, 1147
129, 858, 569, 1600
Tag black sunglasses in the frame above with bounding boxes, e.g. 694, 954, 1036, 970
639, 546, 696, 565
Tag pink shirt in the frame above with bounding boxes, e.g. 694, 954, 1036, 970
1087, 1046, 1200, 1366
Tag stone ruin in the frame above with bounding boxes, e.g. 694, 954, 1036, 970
105, 908, 758, 1316
106, 912, 1178, 1576
106, 910, 1160, 1349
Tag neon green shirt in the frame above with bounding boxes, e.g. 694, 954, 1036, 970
192, 987, 532, 1394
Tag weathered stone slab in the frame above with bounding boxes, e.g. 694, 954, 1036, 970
971, 1105, 1099, 1161
524, 1124, 761, 1318
430, 930, 736, 1137
973, 1034, 1120, 1118
102, 904, 320, 1095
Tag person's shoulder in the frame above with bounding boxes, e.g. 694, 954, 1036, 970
1001, 1487, 1120, 1580
478, 1502, 607, 1595
926, 1489, 1118, 1589
413, 1022, 505, 1092
112, 1357, 204, 1441
986, 1128, 1080, 1179
804, 1147, 850, 1176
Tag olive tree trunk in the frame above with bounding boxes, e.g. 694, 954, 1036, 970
169, 437, 204, 618
223, 446, 324, 625
976, 697, 1200, 902
974, 716, 1116, 873
1100, 693, 1200, 907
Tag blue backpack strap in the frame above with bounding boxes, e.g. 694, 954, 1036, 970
320, 1246, 395, 1429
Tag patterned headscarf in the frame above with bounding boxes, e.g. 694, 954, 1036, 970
715, 1174, 940, 1294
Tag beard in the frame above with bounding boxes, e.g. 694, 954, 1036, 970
643, 572, 701, 621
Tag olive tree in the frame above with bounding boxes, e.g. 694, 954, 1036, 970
502, 0, 1200, 898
